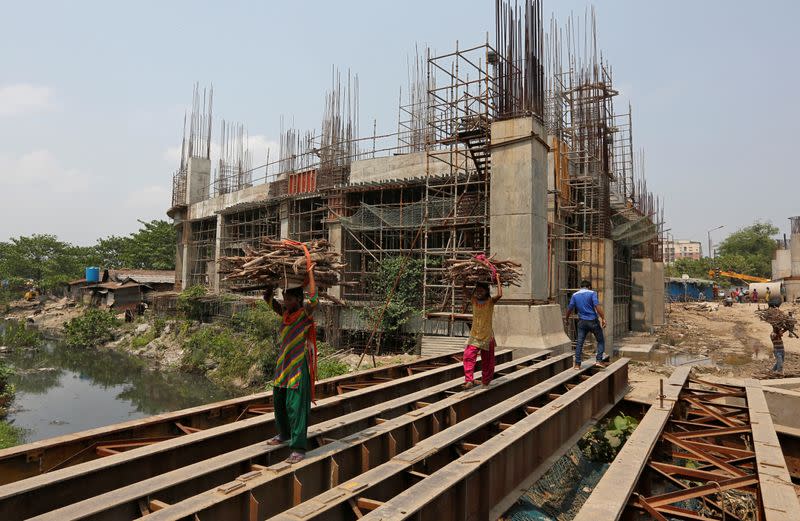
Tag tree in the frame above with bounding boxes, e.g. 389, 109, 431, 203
717, 221, 778, 278
360, 256, 424, 352
0, 235, 95, 289
94, 220, 176, 270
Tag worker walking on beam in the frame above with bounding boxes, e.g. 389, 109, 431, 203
264, 266, 318, 464
461, 272, 502, 390
564, 280, 608, 369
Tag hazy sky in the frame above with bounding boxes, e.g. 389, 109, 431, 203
1, 1, 798, 249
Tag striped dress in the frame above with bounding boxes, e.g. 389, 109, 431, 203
273, 310, 314, 389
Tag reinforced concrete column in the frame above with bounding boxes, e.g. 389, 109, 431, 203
186, 157, 211, 205
600, 239, 615, 351
652, 261, 665, 327
212, 215, 223, 292
489, 116, 569, 357
280, 201, 290, 239
490, 116, 548, 300
631, 258, 654, 332
327, 222, 343, 299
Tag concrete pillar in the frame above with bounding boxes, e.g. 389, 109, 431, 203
791, 234, 800, 278
186, 157, 211, 204
489, 116, 570, 357
327, 222, 343, 299
489, 116, 548, 300
631, 258, 654, 332
173, 213, 186, 291
601, 239, 615, 350
280, 201, 290, 239
212, 215, 223, 292
652, 261, 665, 327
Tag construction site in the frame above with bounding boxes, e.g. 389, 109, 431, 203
1, 1, 799, 520
167, 0, 665, 357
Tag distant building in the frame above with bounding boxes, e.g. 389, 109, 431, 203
663, 240, 702, 262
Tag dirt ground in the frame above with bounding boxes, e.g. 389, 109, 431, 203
626, 301, 800, 401
3, 297, 83, 338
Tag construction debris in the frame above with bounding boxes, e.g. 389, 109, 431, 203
219, 238, 347, 290
443, 255, 523, 287
755, 307, 798, 337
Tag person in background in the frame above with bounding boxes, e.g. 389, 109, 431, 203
263, 267, 318, 464
462, 274, 502, 389
564, 280, 608, 369
766, 286, 771, 304
751, 288, 758, 304
771, 325, 785, 375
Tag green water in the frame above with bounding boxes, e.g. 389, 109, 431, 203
1, 322, 236, 443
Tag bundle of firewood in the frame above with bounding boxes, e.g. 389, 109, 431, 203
219, 238, 348, 291
756, 307, 798, 338
443, 255, 523, 287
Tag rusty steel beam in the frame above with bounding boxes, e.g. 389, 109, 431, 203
0, 350, 513, 518
225, 360, 629, 521
573, 366, 692, 521
0, 351, 470, 485
347, 359, 629, 521
38, 352, 567, 521
745, 379, 800, 521
577, 375, 800, 521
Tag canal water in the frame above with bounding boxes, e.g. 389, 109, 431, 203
1, 322, 236, 443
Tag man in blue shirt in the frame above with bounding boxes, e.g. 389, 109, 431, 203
564, 280, 608, 369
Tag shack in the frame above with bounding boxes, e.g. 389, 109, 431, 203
77, 269, 175, 311
666, 277, 715, 302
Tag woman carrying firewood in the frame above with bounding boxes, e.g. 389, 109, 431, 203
263, 265, 318, 464
461, 270, 503, 389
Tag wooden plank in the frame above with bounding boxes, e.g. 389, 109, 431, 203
745, 380, 800, 521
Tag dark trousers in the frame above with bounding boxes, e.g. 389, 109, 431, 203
575, 319, 605, 365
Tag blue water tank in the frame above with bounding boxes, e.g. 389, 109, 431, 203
86, 267, 100, 283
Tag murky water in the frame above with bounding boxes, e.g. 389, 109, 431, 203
1, 322, 235, 443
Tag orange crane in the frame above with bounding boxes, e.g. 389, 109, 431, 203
707, 269, 769, 283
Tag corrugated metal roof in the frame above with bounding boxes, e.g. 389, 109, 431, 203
110, 270, 175, 285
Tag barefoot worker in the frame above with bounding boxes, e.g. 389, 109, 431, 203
564, 279, 608, 369
263, 258, 318, 464
462, 266, 503, 389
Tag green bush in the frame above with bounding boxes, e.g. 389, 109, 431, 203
231, 301, 281, 341
578, 414, 639, 463
177, 285, 209, 322
0, 321, 42, 348
130, 330, 157, 349
0, 421, 25, 449
63, 308, 119, 348
0, 360, 15, 413
183, 325, 277, 384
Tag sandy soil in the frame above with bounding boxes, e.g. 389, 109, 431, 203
626, 301, 800, 401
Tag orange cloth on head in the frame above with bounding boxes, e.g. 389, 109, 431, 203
468, 297, 495, 350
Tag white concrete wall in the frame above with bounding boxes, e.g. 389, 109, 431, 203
189, 182, 272, 221
348, 151, 465, 185
792, 234, 800, 277
773, 249, 792, 280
